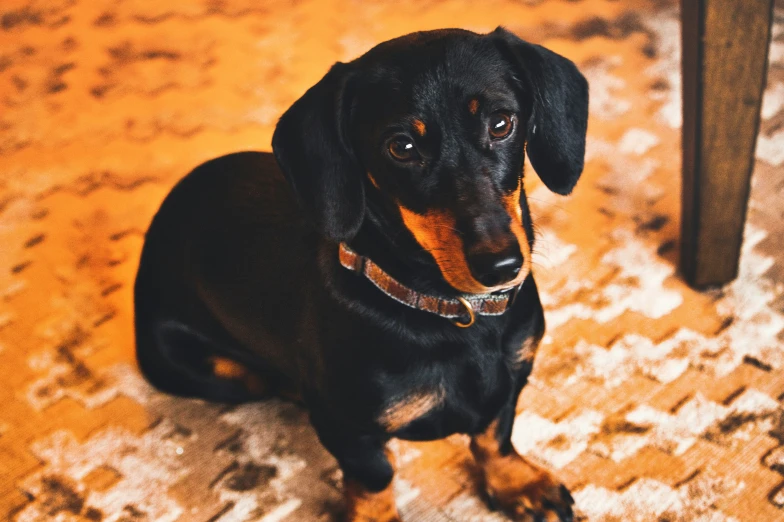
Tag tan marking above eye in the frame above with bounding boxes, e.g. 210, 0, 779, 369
469, 98, 479, 115
378, 387, 445, 432
412, 119, 426, 136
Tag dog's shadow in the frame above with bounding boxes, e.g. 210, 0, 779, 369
137, 383, 495, 521
159, 394, 347, 521
21, 362, 588, 521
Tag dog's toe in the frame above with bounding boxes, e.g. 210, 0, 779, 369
487, 473, 575, 522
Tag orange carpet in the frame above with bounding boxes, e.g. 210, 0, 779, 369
1, 0, 784, 520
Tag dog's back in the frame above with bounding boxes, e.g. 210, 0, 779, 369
134, 152, 309, 399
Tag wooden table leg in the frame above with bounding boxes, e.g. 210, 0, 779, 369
680, 0, 775, 288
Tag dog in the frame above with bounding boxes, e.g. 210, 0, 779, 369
134, 27, 588, 522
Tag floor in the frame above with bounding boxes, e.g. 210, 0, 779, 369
1, 0, 784, 520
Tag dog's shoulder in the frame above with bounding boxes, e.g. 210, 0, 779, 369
177, 151, 300, 224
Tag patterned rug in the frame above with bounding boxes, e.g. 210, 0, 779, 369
2, 0, 784, 520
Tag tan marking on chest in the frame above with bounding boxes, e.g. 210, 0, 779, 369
378, 387, 445, 432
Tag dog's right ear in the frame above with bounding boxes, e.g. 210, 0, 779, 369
272, 63, 364, 242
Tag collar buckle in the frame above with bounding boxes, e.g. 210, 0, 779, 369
452, 297, 476, 328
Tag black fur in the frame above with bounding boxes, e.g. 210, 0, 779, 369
493, 27, 589, 195
134, 27, 587, 517
272, 64, 365, 241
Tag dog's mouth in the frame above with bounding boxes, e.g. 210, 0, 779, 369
397, 180, 531, 296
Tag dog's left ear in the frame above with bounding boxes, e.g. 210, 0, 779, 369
491, 27, 589, 195
272, 63, 364, 241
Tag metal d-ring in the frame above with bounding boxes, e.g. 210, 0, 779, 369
453, 297, 476, 328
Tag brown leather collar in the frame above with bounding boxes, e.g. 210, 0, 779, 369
338, 243, 519, 327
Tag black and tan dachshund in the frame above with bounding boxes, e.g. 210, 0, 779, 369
134, 27, 588, 522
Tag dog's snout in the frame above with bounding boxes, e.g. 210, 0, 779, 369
467, 248, 523, 287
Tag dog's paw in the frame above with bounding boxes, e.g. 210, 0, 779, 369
344, 479, 402, 522
481, 455, 574, 522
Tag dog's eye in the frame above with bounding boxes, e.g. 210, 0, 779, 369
488, 112, 513, 140
388, 137, 420, 162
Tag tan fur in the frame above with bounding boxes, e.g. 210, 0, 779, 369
515, 336, 539, 365
468, 98, 479, 115
397, 177, 531, 294
367, 172, 380, 189
378, 387, 445, 432
397, 205, 486, 293
211, 357, 247, 379
471, 420, 569, 518
209, 356, 267, 395
412, 119, 426, 136
502, 177, 533, 279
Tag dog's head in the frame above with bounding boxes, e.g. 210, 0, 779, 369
273, 28, 588, 294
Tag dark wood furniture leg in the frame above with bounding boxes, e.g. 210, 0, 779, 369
680, 0, 775, 288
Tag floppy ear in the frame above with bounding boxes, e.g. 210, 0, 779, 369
492, 27, 589, 195
272, 63, 364, 241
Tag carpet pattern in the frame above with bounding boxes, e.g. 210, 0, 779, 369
1, 0, 784, 520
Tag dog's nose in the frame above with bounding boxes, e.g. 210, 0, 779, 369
469, 251, 523, 287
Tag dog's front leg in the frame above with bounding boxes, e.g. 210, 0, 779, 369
342, 448, 399, 522
310, 402, 401, 522
470, 360, 575, 522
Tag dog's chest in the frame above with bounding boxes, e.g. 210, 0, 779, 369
375, 340, 514, 440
